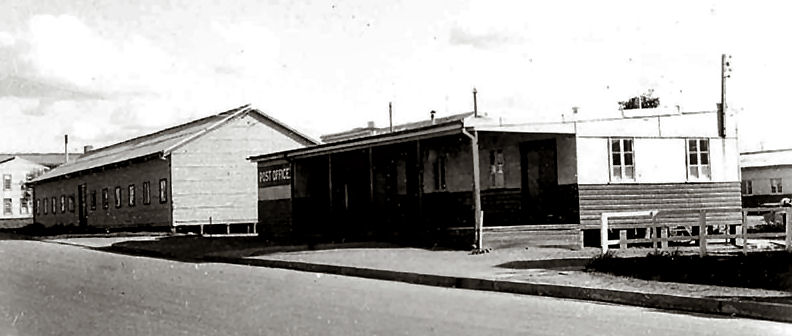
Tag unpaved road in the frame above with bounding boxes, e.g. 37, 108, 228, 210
0, 238, 790, 335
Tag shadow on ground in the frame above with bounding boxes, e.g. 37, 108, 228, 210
93, 235, 413, 263
496, 258, 592, 271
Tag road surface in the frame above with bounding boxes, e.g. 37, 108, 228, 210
0, 237, 789, 335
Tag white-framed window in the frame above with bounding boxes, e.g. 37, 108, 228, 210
159, 179, 168, 203
489, 149, 505, 188
741, 180, 753, 195
142, 181, 151, 205
609, 138, 635, 182
771, 178, 783, 194
3, 198, 11, 215
128, 185, 136, 207
687, 139, 711, 180
43, 198, 48, 215
51, 197, 56, 214
114, 187, 122, 208
20, 198, 28, 214
433, 154, 447, 191
60, 195, 66, 213
2, 174, 11, 190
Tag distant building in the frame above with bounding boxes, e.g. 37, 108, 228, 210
740, 148, 792, 207
0, 151, 83, 229
250, 107, 741, 248
31, 105, 317, 232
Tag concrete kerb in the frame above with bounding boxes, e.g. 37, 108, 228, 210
203, 256, 792, 324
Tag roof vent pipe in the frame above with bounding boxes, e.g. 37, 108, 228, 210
430, 110, 436, 124
64, 134, 69, 163
473, 87, 478, 117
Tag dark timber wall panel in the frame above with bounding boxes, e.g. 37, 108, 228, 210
578, 182, 742, 227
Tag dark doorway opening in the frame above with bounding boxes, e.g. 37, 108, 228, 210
520, 139, 559, 224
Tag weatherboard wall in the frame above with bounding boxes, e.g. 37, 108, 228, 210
170, 113, 308, 226
33, 157, 171, 228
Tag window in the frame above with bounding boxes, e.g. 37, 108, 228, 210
2, 174, 10, 190
687, 139, 711, 180
90, 190, 96, 211
3, 198, 11, 215
142, 181, 151, 205
741, 180, 753, 195
609, 138, 634, 181
68, 195, 75, 213
771, 178, 783, 194
114, 187, 122, 208
102, 188, 109, 209
51, 197, 56, 214
159, 179, 168, 203
35, 199, 40, 215
489, 149, 505, 188
433, 154, 447, 191
20, 198, 29, 214
43, 198, 48, 215
60, 195, 66, 213
128, 185, 136, 207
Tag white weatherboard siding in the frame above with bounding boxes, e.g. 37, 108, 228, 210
170, 114, 306, 226
575, 137, 739, 185
742, 167, 792, 196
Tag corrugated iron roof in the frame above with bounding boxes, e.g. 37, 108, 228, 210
741, 148, 792, 168
32, 105, 318, 183
0, 153, 81, 168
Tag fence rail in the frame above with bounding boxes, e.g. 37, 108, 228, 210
600, 207, 791, 255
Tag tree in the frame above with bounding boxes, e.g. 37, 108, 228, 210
619, 89, 660, 110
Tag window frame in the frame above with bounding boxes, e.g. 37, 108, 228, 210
128, 184, 136, 207
43, 198, 48, 215
686, 138, 711, 181
51, 197, 56, 214
2, 198, 11, 215
20, 198, 29, 214
741, 180, 753, 195
102, 188, 109, 210
90, 190, 97, 211
770, 178, 783, 194
35, 198, 40, 215
159, 178, 168, 203
489, 149, 505, 188
68, 195, 75, 213
433, 153, 447, 191
60, 195, 66, 213
114, 186, 122, 208
142, 181, 151, 205
608, 138, 635, 182
2, 174, 11, 191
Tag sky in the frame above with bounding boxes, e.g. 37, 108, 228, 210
0, 0, 790, 153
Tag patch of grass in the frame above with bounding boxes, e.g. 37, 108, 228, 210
586, 251, 792, 291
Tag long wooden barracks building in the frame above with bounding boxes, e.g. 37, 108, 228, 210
31, 105, 317, 232
250, 107, 742, 248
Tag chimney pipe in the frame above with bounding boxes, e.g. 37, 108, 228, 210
389, 102, 393, 133
430, 110, 436, 124
64, 134, 69, 163
473, 87, 478, 117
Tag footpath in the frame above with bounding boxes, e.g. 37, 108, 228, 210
38, 234, 792, 323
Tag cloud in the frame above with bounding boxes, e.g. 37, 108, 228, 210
448, 26, 517, 49
0, 32, 14, 47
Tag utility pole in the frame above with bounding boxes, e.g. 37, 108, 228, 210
719, 54, 732, 138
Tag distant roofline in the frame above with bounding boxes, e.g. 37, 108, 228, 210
740, 148, 792, 155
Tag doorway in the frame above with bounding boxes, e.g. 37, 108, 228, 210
520, 139, 558, 224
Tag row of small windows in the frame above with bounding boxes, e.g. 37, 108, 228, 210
741, 179, 784, 195
35, 179, 167, 216
609, 138, 711, 182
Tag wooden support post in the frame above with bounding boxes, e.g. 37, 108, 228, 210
200, 223, 204, 236
468, 130, 483, 250
785, 210, 792, 252
651, 215, 658, 252
600, 213, 609, 254
226, 223, 230, 235
328, 155, 333, 208
368, 147, 374, 203
415, 140, 423, 221
253, 222, 257, 234
698, 210, 707, 257
741, 210, 748, 255
619, 230, 627, 249
660, 226, 669, 251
